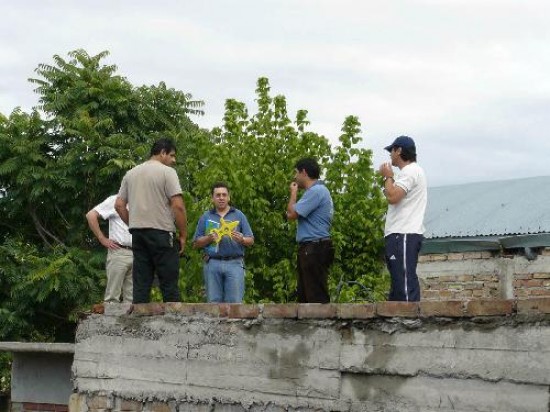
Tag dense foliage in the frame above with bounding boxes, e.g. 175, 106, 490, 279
0, 50, 389, 355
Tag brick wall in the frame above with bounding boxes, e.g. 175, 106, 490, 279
11, 403, 67, 412
418, 247, 550, 301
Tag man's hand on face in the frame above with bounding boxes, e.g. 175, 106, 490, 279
378, 162, 394, 179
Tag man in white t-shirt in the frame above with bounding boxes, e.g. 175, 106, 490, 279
379, 136, 427, 302
86, 195, 133, 303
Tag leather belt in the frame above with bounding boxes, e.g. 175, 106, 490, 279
299, 237, 331, 247
209, 256, 243, 261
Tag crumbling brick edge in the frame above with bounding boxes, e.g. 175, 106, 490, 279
90, 297, 550, 320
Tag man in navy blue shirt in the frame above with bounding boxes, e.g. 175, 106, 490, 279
286, 158, 334, 303
193, 182, 254, 303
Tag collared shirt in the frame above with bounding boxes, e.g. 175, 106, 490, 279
93, 195, 132, 247
193, 207, 254, 258
293, 181, 333, 243
385, 162, 427, 236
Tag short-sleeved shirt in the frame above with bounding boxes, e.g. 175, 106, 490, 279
193, 207, 254, 258
293, 181, 333, 243
118, 160, 182, 232
384, 162, 427, 236
93, 195, 132, 247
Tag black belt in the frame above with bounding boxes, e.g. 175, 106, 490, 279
209, 256, 243, 261
299, 237, 331, 247
115, 243, 132, 250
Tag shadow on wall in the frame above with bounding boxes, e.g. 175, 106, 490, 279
0, 395, 9, 412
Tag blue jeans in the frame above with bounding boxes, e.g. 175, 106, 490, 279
203, 258, 245, 303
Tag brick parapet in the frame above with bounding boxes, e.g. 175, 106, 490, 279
90, 297, 550, 320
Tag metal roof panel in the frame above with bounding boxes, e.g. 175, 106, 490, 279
424, 176, 550, 238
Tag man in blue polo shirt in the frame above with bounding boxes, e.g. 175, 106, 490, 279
193, 182, 254, 303
286, 158, 334, 303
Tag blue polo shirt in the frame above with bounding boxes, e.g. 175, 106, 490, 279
293, 181, 333, 243
193, 207, 254, 258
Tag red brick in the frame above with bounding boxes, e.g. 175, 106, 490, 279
456, 275, 474, 282
517, 298, 550, 314
463, 282, 483, 290
263, 304, 297, 318
24, 404, 56, 412
465, 299, 514, 316
418, 255, 430, 263
55, 406, 68, 412
165, 302, 190, 314
514, 274, 533, 280
131, 303, 165, 316
337, 304, 376, 319
439, 290, 453, 299
438, 276, 455, 282
120, 400, 143, 411
526, 279, 543, 287
218, 303, 230, 317
463, 252, 483, 260
87, 396, 109, 410
533, 273, 550, 279
431, 255, 447, 262
421, 290, 440, 300
91, 303, 104, 314
528, 289, 550, 296
515, 289, 528, 298
297, 303, 337, 319
447, 253, 464, 261
376, 301, 419, 317
472, 289, 484, 298
474, 274, 498, 281
228, 304, 260, 318
420, 300, 465, 317
145, 403, 173, 412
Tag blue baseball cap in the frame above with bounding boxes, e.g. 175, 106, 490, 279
384, 135, 416, 152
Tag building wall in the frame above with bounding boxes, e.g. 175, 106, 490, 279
70, 300, 550, 412
418, 248, 550, 300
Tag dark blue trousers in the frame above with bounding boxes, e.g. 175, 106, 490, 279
384, 233, 423, 302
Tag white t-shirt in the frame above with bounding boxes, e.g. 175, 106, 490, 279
94, 195, 132, 247
384, 163, 427, 236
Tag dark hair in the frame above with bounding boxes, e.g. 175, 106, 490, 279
211, 181, 230, 195
150, 138, 177, 157
295, 158, 320, 179
398, 146, 417, 162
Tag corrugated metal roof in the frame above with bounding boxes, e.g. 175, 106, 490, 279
424, 176, 550, 239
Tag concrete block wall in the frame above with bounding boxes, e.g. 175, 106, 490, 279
71, 299, 550, 412
418, 247, 550, 300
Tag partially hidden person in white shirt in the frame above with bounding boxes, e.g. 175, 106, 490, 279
378, 136, 427, 302
86, 195, 133, 303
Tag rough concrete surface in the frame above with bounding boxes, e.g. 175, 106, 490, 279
73, 312, 550, 412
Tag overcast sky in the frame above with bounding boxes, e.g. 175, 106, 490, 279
2, 0, 549, 187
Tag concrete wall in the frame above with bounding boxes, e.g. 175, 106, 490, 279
418, 248, 550, 301
0, 342, 74, 410
71, 300, 550, 412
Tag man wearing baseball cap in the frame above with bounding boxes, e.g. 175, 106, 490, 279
378, 136, 427, 301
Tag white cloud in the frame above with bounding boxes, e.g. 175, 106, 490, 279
1, 0, 550, 186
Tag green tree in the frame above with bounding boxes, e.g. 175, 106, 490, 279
0, 50, 205, 342
184, 77, 388, 303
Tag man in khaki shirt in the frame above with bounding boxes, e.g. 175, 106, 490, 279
115, 138, 187, 303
